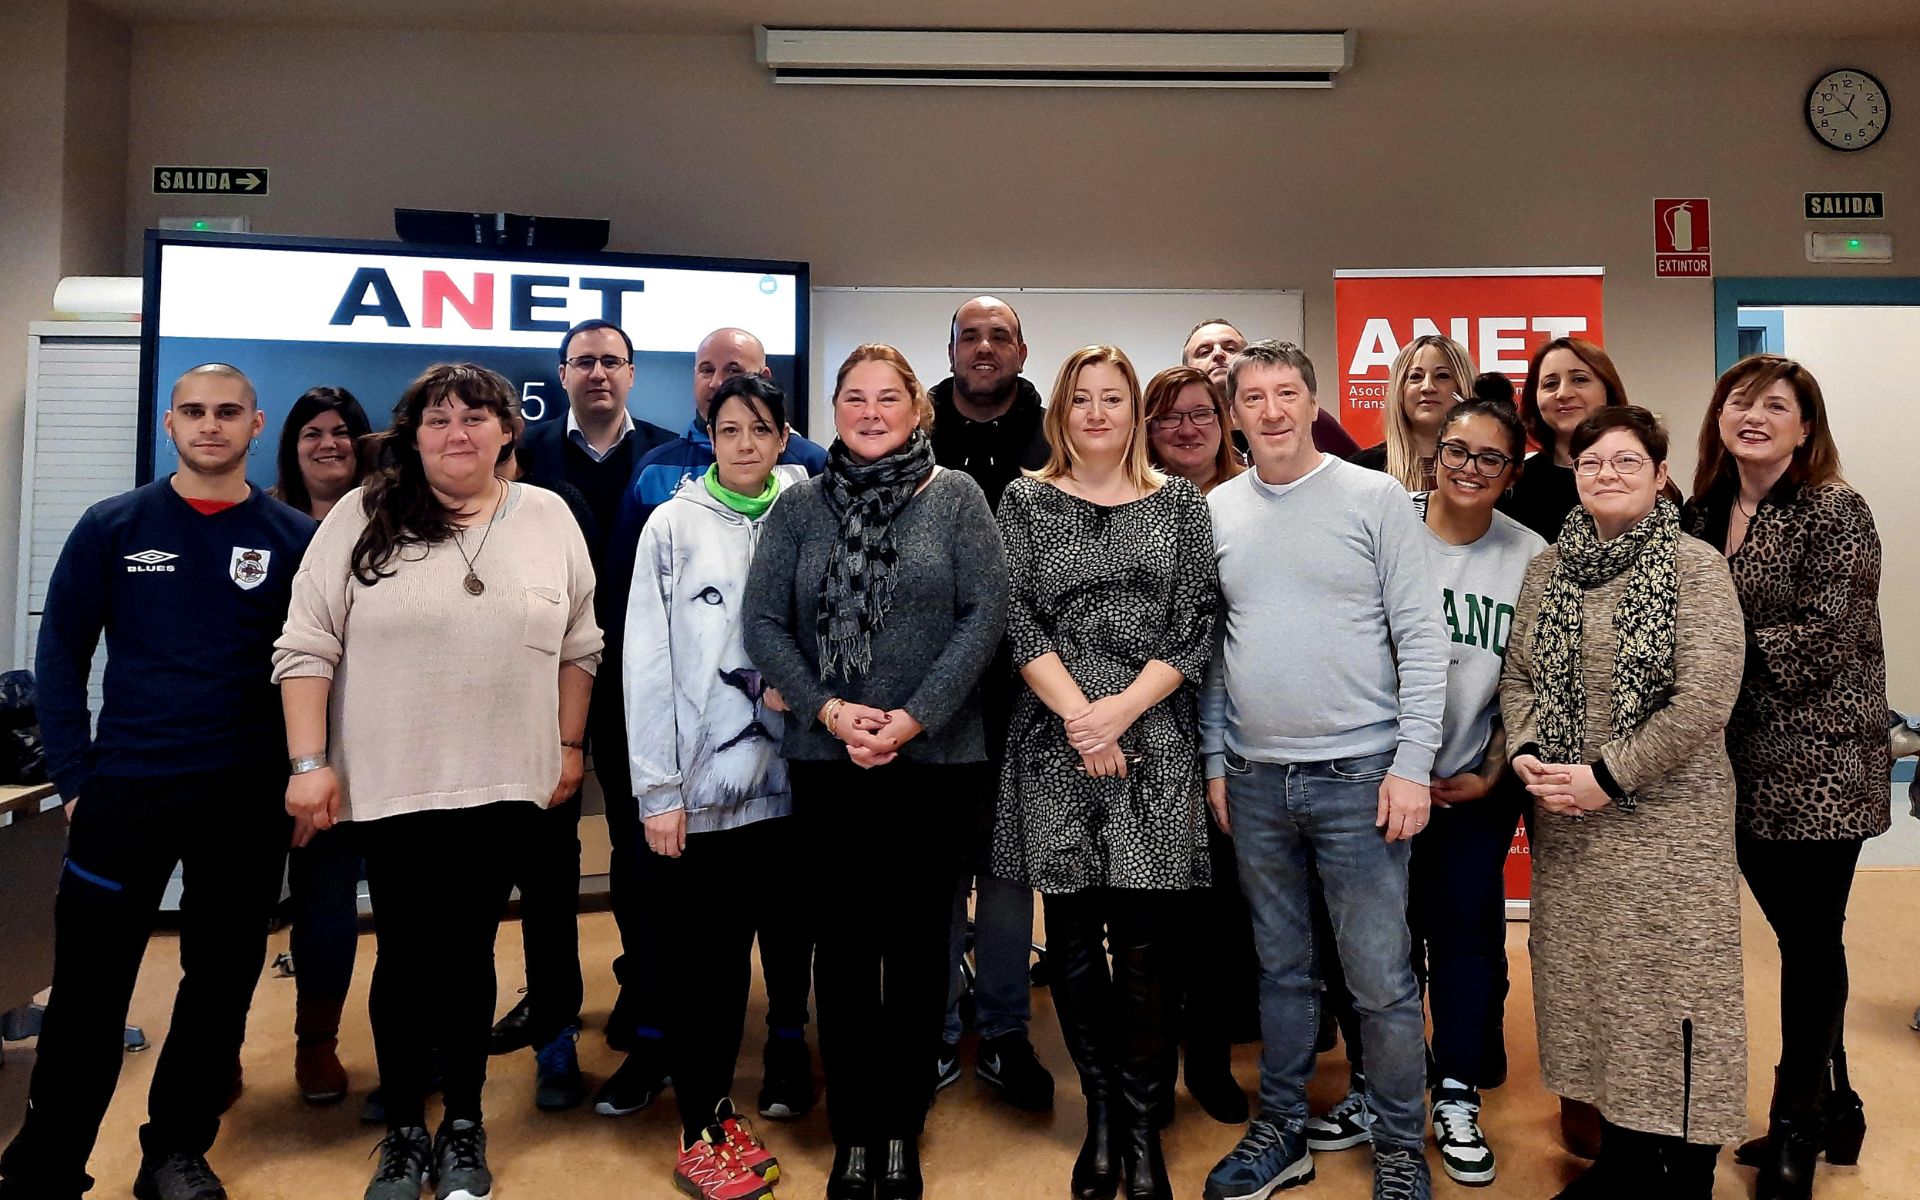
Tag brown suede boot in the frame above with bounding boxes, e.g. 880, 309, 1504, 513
294, 993, 349, 1104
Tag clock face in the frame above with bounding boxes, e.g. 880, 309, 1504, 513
1807, 69, 1889, 152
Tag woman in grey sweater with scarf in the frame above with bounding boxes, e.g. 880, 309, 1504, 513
745, 344, 1009, 1200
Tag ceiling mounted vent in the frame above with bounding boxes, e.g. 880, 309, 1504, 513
755, 28, 1355, 88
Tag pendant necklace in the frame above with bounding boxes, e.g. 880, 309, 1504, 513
452, 478, 505, 597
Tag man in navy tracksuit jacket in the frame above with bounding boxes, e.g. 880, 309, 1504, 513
0, 365, 315, 1200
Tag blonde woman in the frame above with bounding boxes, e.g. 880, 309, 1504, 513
992, 346, 1217, 1200
1352, 335, 1476, 491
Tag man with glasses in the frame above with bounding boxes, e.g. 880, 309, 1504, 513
1183, 318, 1360, 457
925, 296, 1056, 1115
1200, 341, 1445, 1200
497, 320, 675, 1112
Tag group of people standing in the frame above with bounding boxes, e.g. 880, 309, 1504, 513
0, 295, 1889, 1200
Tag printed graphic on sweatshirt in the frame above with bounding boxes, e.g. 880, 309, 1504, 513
676, 555, 786, 811
124, 549, 178, 573
1440, 588, 1516, 657
229, 547, 271, 590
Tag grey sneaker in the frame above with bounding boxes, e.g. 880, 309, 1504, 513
133, 1152, 226, 1200
433, 1119, 492, 1200
1304, 1087, 1376, 1151
1372, 1146, 1432, 1200
364, 1127, 431, 1200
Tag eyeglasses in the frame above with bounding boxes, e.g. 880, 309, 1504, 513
1436, 441, 1516, 478
1573, 452, 1650, 477
564, 354, 631, 373
1148, 409, 1219, 433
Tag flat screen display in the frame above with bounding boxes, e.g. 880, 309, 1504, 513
139, 231, 809, 487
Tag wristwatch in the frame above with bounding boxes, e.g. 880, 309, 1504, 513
289, 753, 329, 775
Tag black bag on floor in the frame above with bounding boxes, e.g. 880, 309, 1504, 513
0, 669, 48, 785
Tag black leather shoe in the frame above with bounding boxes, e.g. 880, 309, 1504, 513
1071, 1099, 1119, 1200
827, 1143, 874, 1200
1182, 1037, 1249, 1125
876, 1138, 922, 1200
488, 994, 534, 1056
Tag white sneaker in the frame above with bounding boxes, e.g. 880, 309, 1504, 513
1431, 1080, 1495, 1186
1303, 1088, 1376, 1151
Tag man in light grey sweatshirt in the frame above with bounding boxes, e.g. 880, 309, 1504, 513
1198, 341, 1447, 1200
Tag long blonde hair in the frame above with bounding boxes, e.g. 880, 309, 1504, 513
1384, 334, 1476, 490
1031, 345, 1163, 493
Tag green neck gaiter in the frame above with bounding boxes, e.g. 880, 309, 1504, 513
703, 464, 779, 518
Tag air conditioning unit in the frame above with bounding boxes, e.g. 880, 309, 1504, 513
754, 28, 1356, 88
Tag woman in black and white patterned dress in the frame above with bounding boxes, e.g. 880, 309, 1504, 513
990, 345, 1216, 1200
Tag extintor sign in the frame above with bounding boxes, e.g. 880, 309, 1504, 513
1654, 198, 1712, 277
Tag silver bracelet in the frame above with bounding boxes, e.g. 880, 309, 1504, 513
288, 753, 329, 775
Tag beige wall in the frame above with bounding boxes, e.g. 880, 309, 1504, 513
0, 0, 130, 664
123, 26, 1917, 490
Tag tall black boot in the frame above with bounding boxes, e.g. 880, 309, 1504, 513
1112, 933, 1176, 1200
1045, 897, 1120, 1200
1553, 1118, 1662, 1198
1659, 1137, 1720, 1199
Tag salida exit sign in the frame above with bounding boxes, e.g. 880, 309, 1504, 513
153, 166, 269, 196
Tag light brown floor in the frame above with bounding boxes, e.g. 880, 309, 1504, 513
4, 872, 1920, 1198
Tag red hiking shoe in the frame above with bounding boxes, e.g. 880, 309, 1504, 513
673, 1128, 773, 1200
715, 1097, 780, 1182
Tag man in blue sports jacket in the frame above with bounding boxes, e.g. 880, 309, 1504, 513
0, 365, 316, 1200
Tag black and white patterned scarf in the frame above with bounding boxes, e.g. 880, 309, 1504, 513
816, 427, 936, 680
1531, 497, 1681, 788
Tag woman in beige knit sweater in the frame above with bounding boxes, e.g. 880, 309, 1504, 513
1499, 406, 1746, 1199
273, 364, 602, 1200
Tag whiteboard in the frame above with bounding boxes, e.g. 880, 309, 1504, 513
809, 287, 1304, 437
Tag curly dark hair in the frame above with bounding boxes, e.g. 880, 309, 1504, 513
351, 363, 516, 585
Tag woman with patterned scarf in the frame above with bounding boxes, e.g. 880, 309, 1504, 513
1498, 406, 1747, 1199
744, 343, 1009, 1200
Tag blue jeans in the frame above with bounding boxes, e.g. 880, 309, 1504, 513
945, 873, 1034, 1042
1226, 748, 1425, 1152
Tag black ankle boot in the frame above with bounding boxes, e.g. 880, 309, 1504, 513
827, 1143, 874, 1200
1553, 1119, 1661, 1199
1824, 1048, 1867, 1165
1182, 1035, 1249, 1125
876, 1138, 922, 1200
1072, 1099, 1120, 1200
1659, 1137, 1720, 1199
1755, 1116, 1820, 1200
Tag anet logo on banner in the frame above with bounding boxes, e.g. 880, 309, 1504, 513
1332, 267, 1607, 448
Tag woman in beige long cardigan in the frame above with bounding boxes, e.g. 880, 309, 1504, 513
1500, 406, 1747, 1199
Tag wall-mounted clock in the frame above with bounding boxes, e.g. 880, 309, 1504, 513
1806, 68, 1889, 152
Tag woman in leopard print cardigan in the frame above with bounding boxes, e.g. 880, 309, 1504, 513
1684, 355, 1888, 1200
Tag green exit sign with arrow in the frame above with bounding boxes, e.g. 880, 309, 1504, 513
153, 166, 269, 196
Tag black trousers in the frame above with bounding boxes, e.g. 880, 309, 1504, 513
592, 685, 659, 1036
0, 765, 288, 1198
1179, 822, 1261, 1044
285, 823, 361, 1003
644, 816, 811, 1139
1737, 830, 1864, 1109
511, 788, 584, 1045
1408, 788, 1519, 1085
362, 801, 532, 1129
792, 757, 975, 1146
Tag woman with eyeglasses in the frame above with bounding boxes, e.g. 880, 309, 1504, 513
1141, 364, 1256, 1125
991, 346, 1217, 1200
1401, 400, 1545, 1187
1350, 335, 1476, 491
1682, 356, 1886, 1200
1500, 406, 1746, 1198
743, 344, 1008, 1200
1143, 365, 1243, 496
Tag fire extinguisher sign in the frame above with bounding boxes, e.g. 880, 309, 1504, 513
1653, 198, 1712, 277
